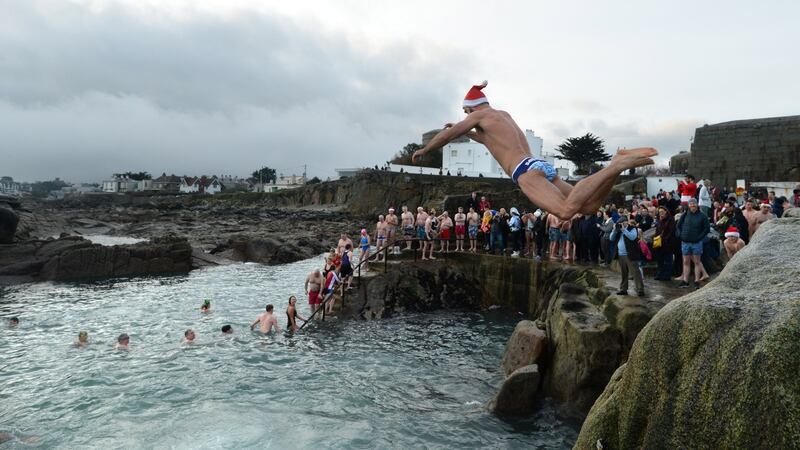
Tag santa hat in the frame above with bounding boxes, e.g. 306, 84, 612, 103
463, 80, 489, 107
724, 226, 739, 239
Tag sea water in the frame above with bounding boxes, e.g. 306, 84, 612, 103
0, 256, 578, 449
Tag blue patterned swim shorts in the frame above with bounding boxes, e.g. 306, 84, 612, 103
511, 157, 556, 184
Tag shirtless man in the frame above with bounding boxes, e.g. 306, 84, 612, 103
412, 81, 656, 220
337, 233, 352, 256
401, 206, 415, 250
374, 215, 387, 262
305, 269, 324, 314
75, 331, 89, 347
385, 208, 399, 254
115, 333, 130, 350
454, 207, 467, 252
546, 212, 562, 260
250, 304, 281, 333
182, 329, 196, 344
439, 211, 453, 253
741, 199, 758, 238
467, 207, 480, 253
415, 207, 429, 245
753, 202, 776, 235
723, 226, 746, 259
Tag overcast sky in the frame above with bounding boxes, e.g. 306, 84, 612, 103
2, 0, 799, 183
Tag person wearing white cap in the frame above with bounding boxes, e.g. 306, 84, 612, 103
385, 208, 399, 255
411, 81, 658, 220
723, 226, 746, 259
753, 201, 776, 236
508, 207, 523, 257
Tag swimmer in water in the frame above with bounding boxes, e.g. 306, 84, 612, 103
286, 295, 307, 332
182, 329, 196, 344
115, 333, 130, 350
75, 331, 89, 347
250, 304, 280, 333
200, 299, 211, 313
221, 324, 233, 335
9, 317, 19, 327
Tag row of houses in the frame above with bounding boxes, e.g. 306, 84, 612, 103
101, 173, 306, 195
0, 177, 32, 196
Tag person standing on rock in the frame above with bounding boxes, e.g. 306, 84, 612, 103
401, 206, 415, 251
305, 269, 324, 314
411, 81, 657, 220
415, 207, 429, 250
423, 208, 439, 260
340, 244, 354, 290
753, 202, 776, 236
611, 215, 645, 297
439, 211, 453, 253
676, 198, 710, 289
547, 212, 562, 261
322, 266, 341, 315
454, 207, 467, 252
337, 233, 352, 257
385, 208, 399, 255
374, 215, 387, 262
358, 229, 371, 272
467, 207, 480, 253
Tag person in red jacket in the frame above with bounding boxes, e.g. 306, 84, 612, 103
677, 175, 698, 207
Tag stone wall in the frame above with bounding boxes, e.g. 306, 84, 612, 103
688, 115, 800, 187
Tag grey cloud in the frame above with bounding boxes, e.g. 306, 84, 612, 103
0, 2, 473, 181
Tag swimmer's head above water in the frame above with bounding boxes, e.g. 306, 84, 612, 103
221, 325, 233, 334
117, 333, 130, 347
184, 329, 195, 342
9, 317, 19, 326
77, 331, 88, 345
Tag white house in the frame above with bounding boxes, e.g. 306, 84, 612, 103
0, 177, 21, 196
259, 174, 306, 193
646, 176, 684, 197
102, 176, 138, 193
180, 176, 223, 195
441, 129, 551, 178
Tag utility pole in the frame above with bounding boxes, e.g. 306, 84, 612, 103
259, 167, 263, 192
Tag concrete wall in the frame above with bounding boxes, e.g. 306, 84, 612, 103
688, 115, 800, 188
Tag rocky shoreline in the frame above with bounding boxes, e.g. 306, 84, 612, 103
1, 194, 361, 283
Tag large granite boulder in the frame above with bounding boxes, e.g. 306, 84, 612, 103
575, 218, 800, 449
500, 320, 547, 377
488, 364, 541, 415
0, 204, 19, 244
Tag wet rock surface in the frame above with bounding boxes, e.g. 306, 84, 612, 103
575, 218, 800, 450
0, 235, 191, 282
488, 364, 541, 415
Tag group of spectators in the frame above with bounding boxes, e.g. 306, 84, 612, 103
328, 179, 796, 301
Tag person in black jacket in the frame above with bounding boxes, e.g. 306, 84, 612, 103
610, 215, 645, 296
465, 192, 480, 213
653, 206, 678, 281
676, 198, 710, 289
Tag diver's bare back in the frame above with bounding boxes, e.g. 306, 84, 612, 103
471, 108, 531, 176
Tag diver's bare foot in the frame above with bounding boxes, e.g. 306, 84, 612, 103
611, 147, 658, 171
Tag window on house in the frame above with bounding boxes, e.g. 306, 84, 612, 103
467, 149, 472, 156
451, 150, 458, 157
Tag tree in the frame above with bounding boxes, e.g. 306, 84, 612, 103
555, 133, 611, 175
391, 142, 441, 168
31, 178, 69, 198
113, 171, 151, 180
249, 167, 276, 184
306, 176, 321, 185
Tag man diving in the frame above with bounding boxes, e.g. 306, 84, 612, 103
412, 81, 657, 220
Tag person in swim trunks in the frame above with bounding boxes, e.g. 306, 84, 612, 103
374, 215, 386, 262
305, 268, 324, 314
401, 206, 415, 250
385, 208, 399, 255
438, 211, 453, 253
467, 207, 480, 253
547, 212, 563, 261
412, 81, 657, 220
415, 207, 429, 243
454, 207, 466, 252
423, 208, 439, 260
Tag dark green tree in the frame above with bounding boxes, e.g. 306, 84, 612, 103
31, 178, 69, 198
113, 171, 151, 180
555, 133, 611, 175
249, 167, 277, 184
391, 142, 441, 168
306, 176, 321, 185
